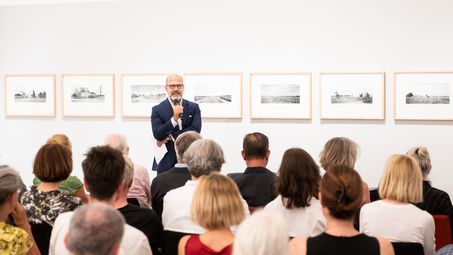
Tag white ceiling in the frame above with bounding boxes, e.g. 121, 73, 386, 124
0, 0, 128, 6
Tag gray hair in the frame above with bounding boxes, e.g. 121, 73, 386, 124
0, 165, 22, 204
123, 156, 134, 188
104, 133, 129, 156
175, 131, 202, 161
407, 146, 432, 177
233, 211, 288, 255
183, 139, 225, 178
66, 203, 125, 255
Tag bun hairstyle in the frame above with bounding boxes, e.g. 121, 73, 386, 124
407, 146, 431, 177
320, 165, 363, 220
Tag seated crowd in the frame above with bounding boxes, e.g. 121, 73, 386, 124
0, 132, 452, 255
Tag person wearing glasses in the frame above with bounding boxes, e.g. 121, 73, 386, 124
151, 74, 202, 174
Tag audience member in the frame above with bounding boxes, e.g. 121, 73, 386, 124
233, 210, 288, 255
289, 165, 394, 255
264, 148, 325, 237
178, 173, 245, 255
408, 146, 453, 233
33, 134, 88, 203
115, 156, 163, 255
65, 203, 124, 255
320, 137, 370, 204
229, 132, 277, 210
163, 139, 248, 234
151, 131, 202, 219
360, 154, 435, 255
0, 165, 40, 255
49, 146, 151, 255
22, 143, 82, 226
105, 133, 151, 208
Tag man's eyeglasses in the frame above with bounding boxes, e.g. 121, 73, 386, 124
167, 84, 184, 89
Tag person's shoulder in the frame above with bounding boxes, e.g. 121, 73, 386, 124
152, 99, 168, 110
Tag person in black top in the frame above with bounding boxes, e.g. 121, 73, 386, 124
408, 146, 453, 234
289, 165, 394, 255
229, 132, 277, 210
114, 156, 163, 255
151, 131, 202, 220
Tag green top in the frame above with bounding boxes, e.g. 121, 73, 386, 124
33, 175, 83, 195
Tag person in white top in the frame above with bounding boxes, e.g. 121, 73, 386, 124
163, 139, 249, 234
264, 148, 326, 237
360, 154, 435, 255
65, 203, 124, 255
49, 146, 152, 255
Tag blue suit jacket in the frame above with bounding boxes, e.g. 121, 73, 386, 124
151, 99, 201, 172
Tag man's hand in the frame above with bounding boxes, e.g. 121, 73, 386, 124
156, 139, 168, 147
172, 105, 183, 121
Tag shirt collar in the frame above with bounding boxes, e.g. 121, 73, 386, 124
168, 97, 184, 106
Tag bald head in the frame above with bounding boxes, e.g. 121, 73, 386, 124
165, 74, 184, 101
104, 133, 129, 156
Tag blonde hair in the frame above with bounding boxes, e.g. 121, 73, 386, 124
407, 146, 431, 177
379, 154, 423, 203
123, 156, 134, 187
47, 134, 72, 151
191, 173, 245, 230
319, 137, 358, 170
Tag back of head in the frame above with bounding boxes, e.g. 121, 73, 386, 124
0, 165, 21, 205
379, 154, 423, 203
175, 131, 202, 162
276, 148, 320, 209
320, 165, 363, 220
184, 139, 225, 178
191, 172, 244, 230
319, 137, 358, 170
33, 143, 72, 182
47, 134, 72, 152
123, 156, 134, 188
66, 203, 125, 255
233, 211, 288, 255
104, 133, 129, 156
82, 146, 125, 201
407, 146, 431, 177
242, 132, 269, 159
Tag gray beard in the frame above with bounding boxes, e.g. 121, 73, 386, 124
170, 95, 182, 101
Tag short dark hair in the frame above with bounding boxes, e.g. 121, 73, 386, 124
33, 143, 72, 182
82, 146, 125, 200
276, 148, 320, 209
242, 132, 269, 159
320, 165, 363, 220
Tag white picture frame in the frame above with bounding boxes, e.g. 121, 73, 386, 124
121, 73, 168, 118
394, 72, 453, 120
184, 73, 242, 119
62, 74, 115, 117
250, 73, 311, 119
320, 72, 385, 120
4, 74, 56, 117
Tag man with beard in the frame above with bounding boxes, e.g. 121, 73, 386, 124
151, 74, 202, 174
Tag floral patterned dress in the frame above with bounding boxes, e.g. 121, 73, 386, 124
20, 186, 83, 226
0, 222, 32, 255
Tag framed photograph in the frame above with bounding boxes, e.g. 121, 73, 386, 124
250, 73, 311, 119
394, 72, 453, 120
4, 74, 56, 117
184, 73, 242, 119
320, 72, 385, 119
62, 74, 115, 117
121, 73, 167, 117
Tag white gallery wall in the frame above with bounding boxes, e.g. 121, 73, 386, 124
1, 0, 453, 198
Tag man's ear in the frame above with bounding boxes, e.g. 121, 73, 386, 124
83, 181, 91, 195
265, 150, 271, 160
241, 150, 246, 160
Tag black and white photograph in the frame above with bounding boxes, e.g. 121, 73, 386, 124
405, 82, 450, 104
250, 73, 311, 119
260, 84, 300, 104
5, 74, 56, 117
131, 84, 166, 103
71, 85, 105, 103
62, 74, 115, 117
330, 85, 373, 104
320, 72, 385, 119
14, 89, 47, 103
184, 73, 242, 118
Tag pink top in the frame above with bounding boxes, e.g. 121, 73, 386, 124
185, 235, 232, 255
127, 164, 151, 208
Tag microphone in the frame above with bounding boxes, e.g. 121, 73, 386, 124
171, 98, 183, 118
